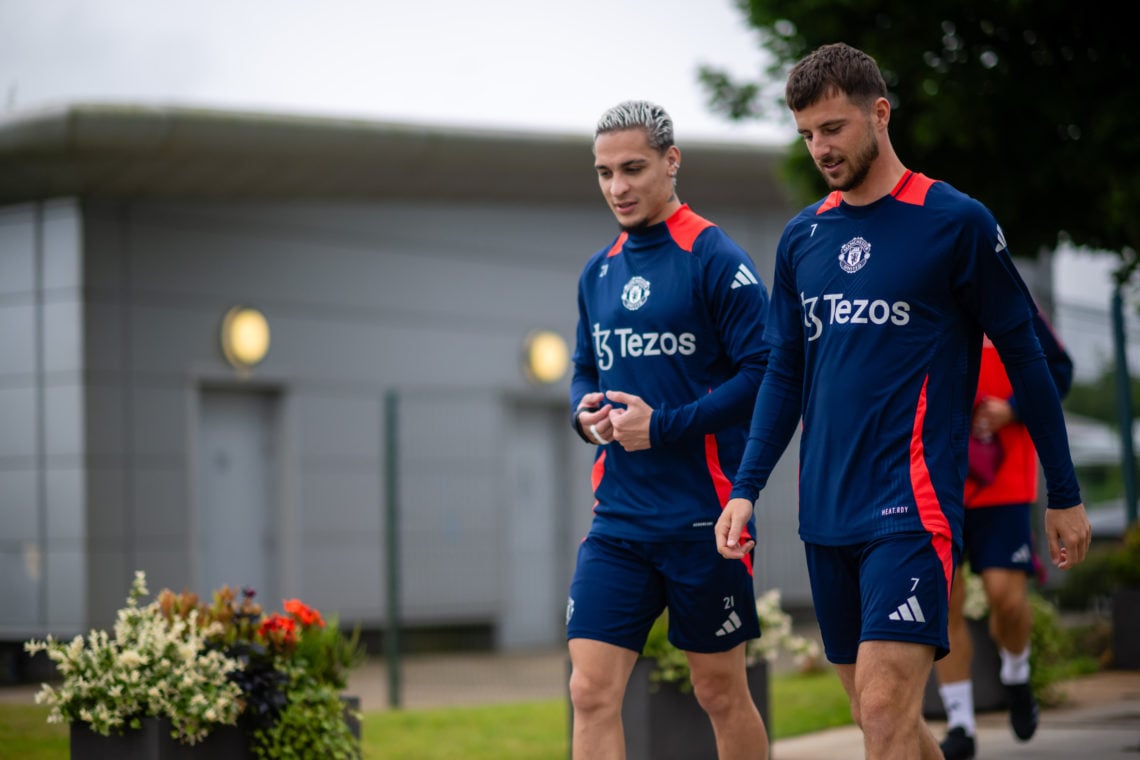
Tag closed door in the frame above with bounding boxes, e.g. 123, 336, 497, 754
500, 401, 584, 649
197, 389, 279, 602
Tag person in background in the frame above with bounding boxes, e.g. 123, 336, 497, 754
566, 99, 771, 760
716, 42, 1091, 759
935, 310, 1074, 760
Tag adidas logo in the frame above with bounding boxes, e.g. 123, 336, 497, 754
888, 595, 927, 623
1011, 544, 1032, 564
715, 611, 743, 637
730, 264, 759, 290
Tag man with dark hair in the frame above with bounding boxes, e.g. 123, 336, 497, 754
716, 43, 1091, 759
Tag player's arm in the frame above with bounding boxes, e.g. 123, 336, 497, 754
649, 241, 770, 446
990, 319, 1080, 507
1034, 311, 1074, 400
729, 340, 803, 500
950, 200, 1089, 565
716, 228, 804, 558
990, 318, 1091, 568
717, 339, 803, 558
569, 283, 612, 445
1005, 311, 1075, 422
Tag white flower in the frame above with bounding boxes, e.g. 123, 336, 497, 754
747, 588, 823, 670
962, 565, 989, 620
21, 570, 244, 743
119, 649, 146, 668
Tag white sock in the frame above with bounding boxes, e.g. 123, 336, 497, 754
1000, 645, 1031, 685
938, 680, 976, 735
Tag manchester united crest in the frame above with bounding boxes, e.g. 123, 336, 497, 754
838, 237, 871, 273
621, 276, 651, 310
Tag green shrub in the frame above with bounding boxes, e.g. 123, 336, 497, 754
1055, 519, 1140, 610
1110, 520, 1140, 587
1030, 592, 1098, 711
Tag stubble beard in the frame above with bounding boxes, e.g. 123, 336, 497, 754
822, 125, 880, 193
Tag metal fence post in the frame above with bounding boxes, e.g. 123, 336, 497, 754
1112, 286, 1138, 526
384, 390, 402, 708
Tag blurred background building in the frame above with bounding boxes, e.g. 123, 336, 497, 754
0, 102, 1133, 678
0, 103, 803, 662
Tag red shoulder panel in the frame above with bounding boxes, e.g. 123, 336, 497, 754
665, 205, 714, 252
606, 232, 629, 257
893, 171, 937, 206
816, 191, 843, 215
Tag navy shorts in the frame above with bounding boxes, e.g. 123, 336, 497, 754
805, 532, 955, 664
962, 503, 1035, 574
566, 533, 761, 654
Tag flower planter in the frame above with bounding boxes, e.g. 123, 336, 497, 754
1112, 587, 1140, 669
70, 718, 253, 760
922, 616, 1007, 719
69, 696, 361, 760
620, 658, 768, 760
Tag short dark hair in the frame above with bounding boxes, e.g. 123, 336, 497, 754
785, 42, 888, 112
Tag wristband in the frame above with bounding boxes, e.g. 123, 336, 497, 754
588, 423, 611, 446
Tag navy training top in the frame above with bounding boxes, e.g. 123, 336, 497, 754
730, 172, 1081, 554
571, 204, 770, 544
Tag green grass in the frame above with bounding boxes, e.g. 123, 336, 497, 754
769, 668, 853, 737
0, 670, 851, 759
0, 703, 69, 760
364, 700, 569, 759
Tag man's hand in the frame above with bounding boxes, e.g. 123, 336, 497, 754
716, 498, 756, 559
1045, 503, 1092, 570
972, 396, 1015, 438
576, 392, 613, 445
605, 390, 653, 451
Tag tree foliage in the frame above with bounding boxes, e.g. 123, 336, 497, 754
700, 1, 1139, 279
1064, 368, 1140, 429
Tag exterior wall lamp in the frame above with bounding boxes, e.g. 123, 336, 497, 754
220, 306, 271, 370
523, 329, 569, 384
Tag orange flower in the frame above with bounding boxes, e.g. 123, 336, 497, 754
258, 613, 298, 648
283, 598, 326, 628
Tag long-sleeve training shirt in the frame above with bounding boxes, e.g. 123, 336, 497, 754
571, 204, 770, 542
729, 171, 1082, 551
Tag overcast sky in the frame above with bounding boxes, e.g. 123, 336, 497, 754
0, 0, 789, 144
0, 0, 1123, 318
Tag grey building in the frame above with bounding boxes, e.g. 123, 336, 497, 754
0, 103, 805, 653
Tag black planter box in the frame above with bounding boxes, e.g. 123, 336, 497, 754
620, 658, 768, 760
922, 616, 1008, 719
70, 718, 253, 760
1112, 587, 1140, 669
70, 696, 362, 759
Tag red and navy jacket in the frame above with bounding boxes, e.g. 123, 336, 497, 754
966, 314, 1074, 507
570, 205, 770, 542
